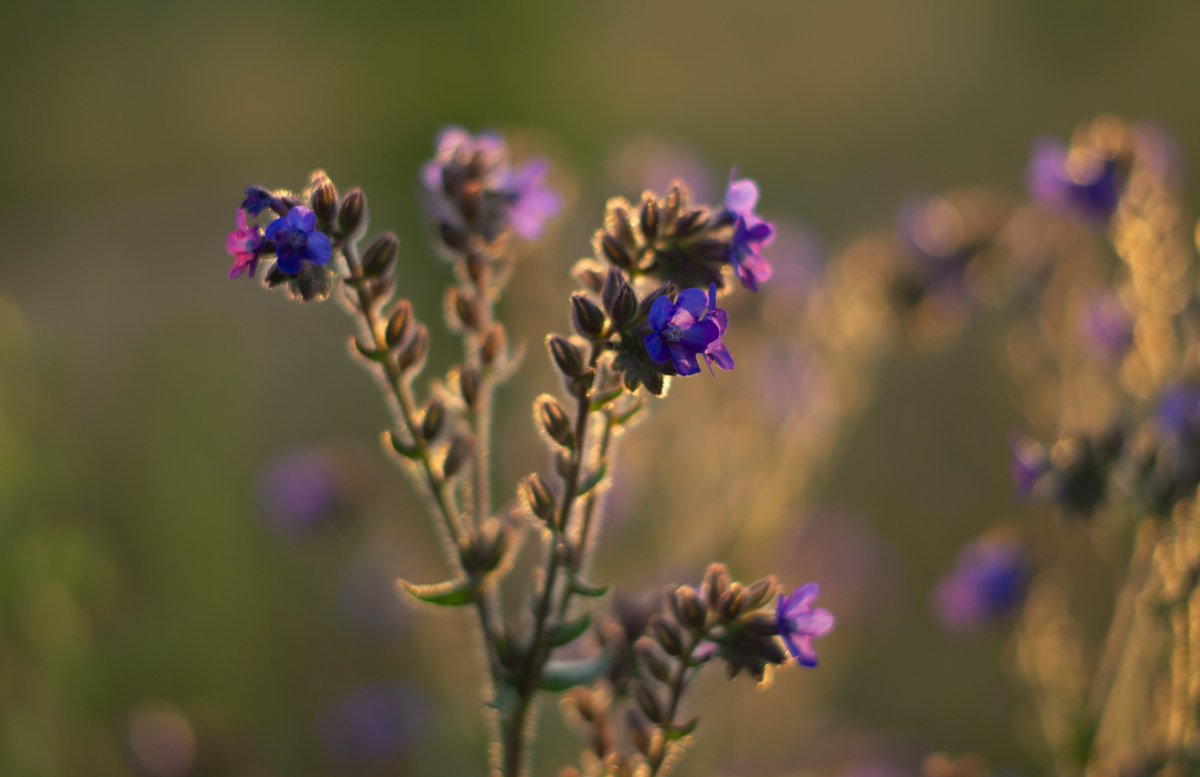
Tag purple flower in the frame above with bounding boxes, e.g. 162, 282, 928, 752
775, 583, 834, 667
723, 172, 775, 291
1158, 385, 1200, 439
241, 186, 281, 217
934, 536, 1030, 635
1027, 140, 1124, 222
644, 285, 734, 377
265, 206, 332, 275
226, 209, 264, 280
1080, 292, 1133, 362
421, 127, 560, 242
500, 158, 562, 240
320, 686, 422, 768
259, 449, 340, 534
1010, 434, 1051, 499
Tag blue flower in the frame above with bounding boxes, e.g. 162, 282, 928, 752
723, 172, 774, 291
775, 583, 834, 667
241, 186, 282, 217
265, 206, 332, 275
934, 536, 1030, 635
1027, 140, 1124, 222
644, 285, 734, 377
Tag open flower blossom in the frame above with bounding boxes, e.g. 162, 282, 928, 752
644, 285, 734, 376
226, 209, 264, 280
934, 536, 1030, 634
723, 172, 775, 291
266, 206, 332, 275
775, 583, 835, 667
1026, 140, 1124, 222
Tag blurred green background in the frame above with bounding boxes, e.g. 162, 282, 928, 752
3, 1, 1199, 775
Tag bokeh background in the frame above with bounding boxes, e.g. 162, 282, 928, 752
3, 2, 1200, 775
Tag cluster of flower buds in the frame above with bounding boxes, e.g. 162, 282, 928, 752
1011, 426, 1125, 519
1026, 116, 1135, 224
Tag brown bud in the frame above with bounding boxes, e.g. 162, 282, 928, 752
442, 434, 472, 478
649, 616, 683, 656
634, 637, 672, 684
608, 204, 637, 245
361, 232, 399, 278
664, 185, 683, 221
672, 586, 707, 630
448, 288, 480, 331
481, 325, 505, 366
438, 221, 469, 252
570, 294, 607, 339
745, 576, 778, 610
672, 209, 709, 238
600, 233, 633, 269
421, 399, 445, 442
458, 366, 480, 408
396, 323, 429, 372
633, 684, 664, 724
548, 335, 585, 378
309, 173, 338, 226
337, 188, 366, 239
601, 268, 637, 329
520, 474, 557, 525
536, 396, 573, 448
385, 300, 413, 348
702, 564, 730, 609
627, 710, 652, 756
717, 583, 746, 622
639, 195, 659, 241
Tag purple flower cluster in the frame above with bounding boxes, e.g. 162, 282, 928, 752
643, 285, 733, 376
934, 535, 1030, 635
775, 583, 835, 667
421, 127, 561, 242
723, 173, 775, 291
225, 190, 332, 281
1027, 139, 1124, 222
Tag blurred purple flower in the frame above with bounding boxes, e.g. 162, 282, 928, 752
724, 172, 775, 291
644, 285, 733, 376
259, 449, 340, 534
265, 206, 331, 275
226, 209, 264, 280
934, 535, 1030, 634
500, 158, 562, 240
776, 583, 835, 667
1158, 385, 1200, 439
1080, 292, 1133, 362
320, 686, 422, 769
1010, 434, 1051, 499
1026, 139, 1124, 222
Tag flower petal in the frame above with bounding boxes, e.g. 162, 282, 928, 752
305, 231, 332, 266
288, 206, 317, 232
674, 288, 709, 320
648, 296, 675, 332
724, 177, 759, 215
644, 333, 670, 364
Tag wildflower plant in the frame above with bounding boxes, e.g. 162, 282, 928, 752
223, 128, 830, 776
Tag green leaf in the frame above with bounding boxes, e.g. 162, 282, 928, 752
388, 432, 423, 460
664, 717, 698, 741
611, 401, 645, 426
539, 652, 610, 692
589, 386, 624, 412
569, 578, 611, 598
353, 337, 387, 363
397, 577, 473, 607
546, 613, 592, 648
577, 463, 608, 496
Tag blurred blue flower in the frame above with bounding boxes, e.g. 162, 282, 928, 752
1026, 140, 1123, 222
775, 583, 834, 667
265, 206, 332, 275
934, 535, 1030, 634
644, 285, 733, 376
320, 686, 422, 769
724, 173, 774, 291
1157, 385, 1200, 439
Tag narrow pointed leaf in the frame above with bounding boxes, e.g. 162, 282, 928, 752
387, 431, 423, 460
664, 717, 698, 741
397, 577, 473, 607
354, 337, 388, 363
589, 386, 624, 412
577, 463, 608, 496
546, 613, 592, 648
539, 652, 611, 692
569, 578, 611, 598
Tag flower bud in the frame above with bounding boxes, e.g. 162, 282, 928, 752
338, 188, 367, 240
481, 324, 506, 366
671, 586, 707, 630
664, 185, 683, 222
458, 366, 480, 408
717, 583, 746, 622
702, 563, 730, 609
650, 616, 683, 656
745, 576, 778, 610
608, 205, 637, 246
535, 396, 574, 448
634, 637, 672, 684
520, 473, 557, 525
628, 709, 652, 756
600, 233, 633, 269
634, 684, 664, 724
396, 323, 429, 373
438, 221, 469, 252
421, 399, 445, 442
602, 269, 637, 329
548, 335, 585, 378
672, 209, 709, 238
442, 434, 472, 478
361, 232, 399, 278
385, 300, 413, 348
571, 294, 607, 339
309, 174, 338, 227
465, 250, 490, 286
447, 287, 480, 331
640, 195, 659, 241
